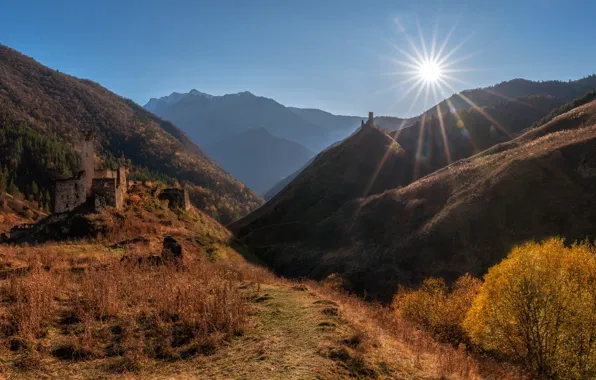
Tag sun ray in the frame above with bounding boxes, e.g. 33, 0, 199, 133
386, 15, 484, 162
373, 75, 422, 96
436, 34, 474, 66
442, 67, 488, 74
416, 19, 430, 62
435, 24, 457, 60
393, 17, 427, 64
385, 41, 422, 66
413, 110, 428, 180
430, 20, 439, 61
440, 50, 481, 69
404, 78, 428, 114
434, 80, 482, 154
382, 55, 423, 71
432, 86, 453, 164
394, 77, 426, 105
440, 73, 473, 87
423, 78, 432, 110
347, 140, 397, 233
439, 78, 512, 139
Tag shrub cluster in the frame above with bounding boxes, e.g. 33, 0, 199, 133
394, 238, 596, 379
464, 238, 596, 379
393, 274, 481, 344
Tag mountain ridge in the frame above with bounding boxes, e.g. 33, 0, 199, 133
232, 98, 596, 302
144, 89, 331, 150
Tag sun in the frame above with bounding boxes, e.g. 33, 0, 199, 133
418, 60, 442, 83
383, 18, 478, 115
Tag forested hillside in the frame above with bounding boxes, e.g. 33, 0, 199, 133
0, 44, 262, 222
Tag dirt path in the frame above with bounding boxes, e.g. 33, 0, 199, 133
146, 283, 410, 379
1, 281, 416, 379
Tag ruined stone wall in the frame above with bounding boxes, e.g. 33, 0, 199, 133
90, 166, 127, 211
116, 167, 127, 191
81, 133, 96, 196
115, 167, 127, 209
94, 168, 117, 179
159, 188, 190, 211
92, 178, 119, 211
53, 176, 86, 213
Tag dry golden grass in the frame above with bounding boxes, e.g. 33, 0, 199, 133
0, 247, 262, 375
307, 280, 525, 379
0, 238, 526, 379
0, 187, 525, 378
0, 193, 46, 234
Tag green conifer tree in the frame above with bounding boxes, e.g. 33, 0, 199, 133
7, 180, 19, 196
0, 167, 6, 194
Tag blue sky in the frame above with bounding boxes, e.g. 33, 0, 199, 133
2, 0, 595, 116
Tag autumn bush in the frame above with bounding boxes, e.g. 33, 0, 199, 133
463, 238, 596, 379
393, 274, 481, 344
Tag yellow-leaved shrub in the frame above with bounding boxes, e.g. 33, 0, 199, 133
463, 238, 596, 379
393, 274, 481, 344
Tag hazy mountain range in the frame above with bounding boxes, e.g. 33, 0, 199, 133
144, 90, 363, 194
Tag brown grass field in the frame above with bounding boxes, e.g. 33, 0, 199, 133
0, 184, 525, 378
0, 243, 524, 378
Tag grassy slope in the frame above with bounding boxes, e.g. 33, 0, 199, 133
0, 186, 521, 379
0, 194, 46, 234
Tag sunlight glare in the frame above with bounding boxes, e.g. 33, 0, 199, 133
418, 60, 442, 83
386, 18, 478, 111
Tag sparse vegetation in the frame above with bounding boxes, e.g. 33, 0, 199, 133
235, 96, 596, 304
0, 182, 526, 378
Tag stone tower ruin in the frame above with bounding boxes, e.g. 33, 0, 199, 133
361, 112, 374, 128
51, 133, 128, 214
91, 167, 127, 211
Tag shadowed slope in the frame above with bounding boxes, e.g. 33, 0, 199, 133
230, 126, 410, 242
234, 100, 596, 302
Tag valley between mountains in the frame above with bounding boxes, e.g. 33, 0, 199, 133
1, 41, 596, 379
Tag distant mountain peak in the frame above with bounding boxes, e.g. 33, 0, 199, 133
145, 89, 215, 110
145, 89, 261, 110
189, 89, 214, 99
224, 90, 255, 98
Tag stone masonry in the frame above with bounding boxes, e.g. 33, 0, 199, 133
52, 132, 128, 213
159, 188, 191, 211
92, 166, 127, 211
52, 171, 87, 213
